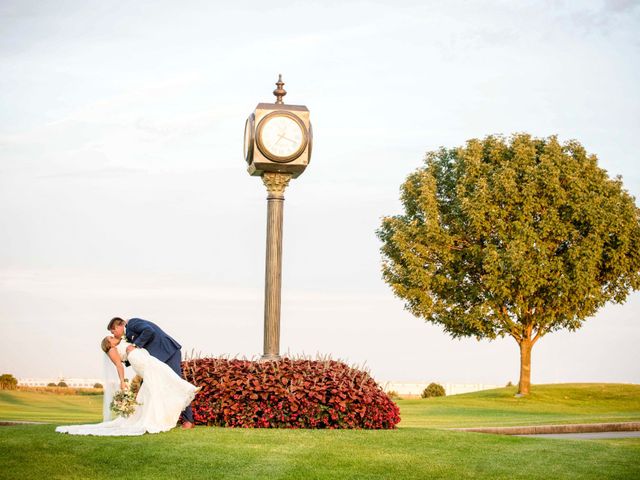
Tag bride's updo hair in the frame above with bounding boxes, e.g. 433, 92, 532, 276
101, 336, 113, 353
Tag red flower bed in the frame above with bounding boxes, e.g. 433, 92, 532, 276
181, 357, 401, 429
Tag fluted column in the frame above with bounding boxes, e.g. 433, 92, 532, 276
261, 172, 292, 361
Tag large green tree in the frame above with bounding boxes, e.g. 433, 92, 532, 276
378, 134, 640, 394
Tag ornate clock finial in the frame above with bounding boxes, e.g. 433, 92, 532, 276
273, 74, 286, 104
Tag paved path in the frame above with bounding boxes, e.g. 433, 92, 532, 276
455, 422, 640, 436
521, 431, 640, 440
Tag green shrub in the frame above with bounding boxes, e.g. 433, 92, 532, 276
78, 389, 103, 396
57, 381, 68, 388
0, 374, 18, 390
421, 382, 446, 398
386, 390, 402, 400
93, 383, 103, 389
47, 382, 57, 387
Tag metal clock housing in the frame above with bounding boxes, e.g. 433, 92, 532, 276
245, 103, 311, 178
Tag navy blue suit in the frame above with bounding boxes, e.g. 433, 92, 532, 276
125, 317, 194, 423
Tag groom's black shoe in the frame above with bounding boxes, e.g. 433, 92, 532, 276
181, 421, 194, 430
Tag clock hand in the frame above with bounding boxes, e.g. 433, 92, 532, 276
277, 133, 297, 144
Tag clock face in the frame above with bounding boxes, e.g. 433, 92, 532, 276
243, 114, 255, 164
256, 112, 308, 163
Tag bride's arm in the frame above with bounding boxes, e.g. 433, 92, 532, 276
107, 348, 127, 390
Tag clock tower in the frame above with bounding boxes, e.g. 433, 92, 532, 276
244, 76, 313, 361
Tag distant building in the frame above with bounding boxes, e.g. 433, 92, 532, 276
18, 378, 103, 388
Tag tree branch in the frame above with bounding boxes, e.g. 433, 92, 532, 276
532, 325, 546, 345
498, 305, 521, 341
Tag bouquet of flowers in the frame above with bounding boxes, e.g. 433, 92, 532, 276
110, 387, 139, 418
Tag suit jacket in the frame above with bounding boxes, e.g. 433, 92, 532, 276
125, 318, 181, 363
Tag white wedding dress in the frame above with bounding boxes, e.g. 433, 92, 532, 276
56, 340, 198, 436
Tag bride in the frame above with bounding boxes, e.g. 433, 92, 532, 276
56, 336, 198, 436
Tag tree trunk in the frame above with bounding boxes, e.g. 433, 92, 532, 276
517, 339, 533, 395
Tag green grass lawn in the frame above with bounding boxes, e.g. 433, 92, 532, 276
399, 383, 640, 428
0, 390, 102, 423
1, 384, 639, 479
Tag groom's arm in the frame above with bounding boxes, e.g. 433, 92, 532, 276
128, 319, 156, 349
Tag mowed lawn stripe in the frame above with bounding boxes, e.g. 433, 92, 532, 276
0, 390, 102, 423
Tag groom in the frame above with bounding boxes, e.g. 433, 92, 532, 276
108, 316, 195, 429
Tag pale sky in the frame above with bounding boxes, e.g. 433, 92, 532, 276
1, 0, 639, 386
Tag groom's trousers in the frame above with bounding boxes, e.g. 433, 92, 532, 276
165, 349, 195, 423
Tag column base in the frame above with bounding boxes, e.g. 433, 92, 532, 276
260, 353, 281, 362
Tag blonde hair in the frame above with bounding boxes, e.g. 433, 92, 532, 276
101, 336, 113, 353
